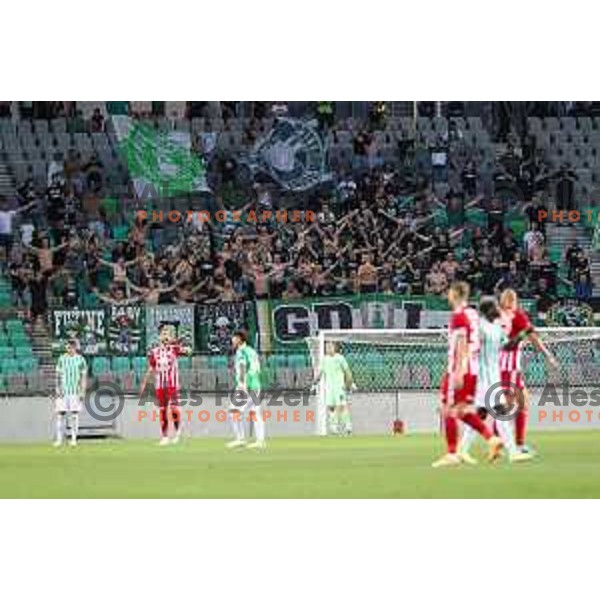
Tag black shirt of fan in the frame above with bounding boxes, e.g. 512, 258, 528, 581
556, 172, 575, 211
47, 183, 65, 222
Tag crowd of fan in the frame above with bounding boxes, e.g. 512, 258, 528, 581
0, 104, 595, 326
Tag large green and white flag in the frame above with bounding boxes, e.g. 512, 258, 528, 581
113, 115, 209, 197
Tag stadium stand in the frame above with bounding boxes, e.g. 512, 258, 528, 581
1, 101, 599, 395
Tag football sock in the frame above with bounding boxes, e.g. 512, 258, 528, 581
171, 406, 181, 432
445, 416, 459, 454
230, 412, 244, 440
55, 413, 65, 443
328, 411, 338, 434
459, 424, 477, 453
341, 410, 352, 432
461, 413, 492, 440
515, 407, 528, 447
334, 413, 342, 434
159, 407, 169, 437
70, 413, 79, 442
253, 407, 265, 442
495, 418, 517, 456
492, 420, 499, 436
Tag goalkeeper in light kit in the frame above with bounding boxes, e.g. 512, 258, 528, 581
313, 342, 356, 435
227, 330, 265, 449
54, 339, 87, 447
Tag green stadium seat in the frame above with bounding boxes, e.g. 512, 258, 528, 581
5, 320, 25, 333
9, 330, 28, 339
267, 354, 287, 369
112, 356, 131, 373
20, 357, 39, 373
208, 355, 229, 370
14, 346, 33, 359
133, 356, 147, 373
1, 359, 20, 374
288, 354, 308, 369
178, 357, 192, 371
0, 347, 13, 359
92, 356, 111, 375
9, 334, 30, 346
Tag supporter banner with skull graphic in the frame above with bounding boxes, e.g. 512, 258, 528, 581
196, 301, 257, 354
249, 118, 330, 191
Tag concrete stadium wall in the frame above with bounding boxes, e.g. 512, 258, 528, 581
0, 389, 599, 442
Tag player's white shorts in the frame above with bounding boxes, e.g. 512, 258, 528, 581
475, 376, 505, 409
475, 383, 488, 408
55, 394, 82, 413
228, 390, 262, 415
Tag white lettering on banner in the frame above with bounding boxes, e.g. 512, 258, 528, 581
273, 302, 436, 343
287, 309, 310, 336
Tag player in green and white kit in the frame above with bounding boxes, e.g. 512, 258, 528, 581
314, 342, 356, 435
458, 299, 530, 463
227, 330, 265, 449
54, 339, 88, 447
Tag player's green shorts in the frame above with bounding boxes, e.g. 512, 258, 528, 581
325, 387, 348, 407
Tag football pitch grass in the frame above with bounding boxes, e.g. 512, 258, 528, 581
0, 430, 599, 498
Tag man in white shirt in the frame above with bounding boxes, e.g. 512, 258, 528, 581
0, 197, 37, 265
0, 198, 17, 263
523, 222, 545, 260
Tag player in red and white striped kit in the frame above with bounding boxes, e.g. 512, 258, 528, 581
433, 281, 503, 468
499, 289, 557, 455
140, 323, 191, 445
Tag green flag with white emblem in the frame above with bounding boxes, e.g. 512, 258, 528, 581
113, 115, 209, 197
